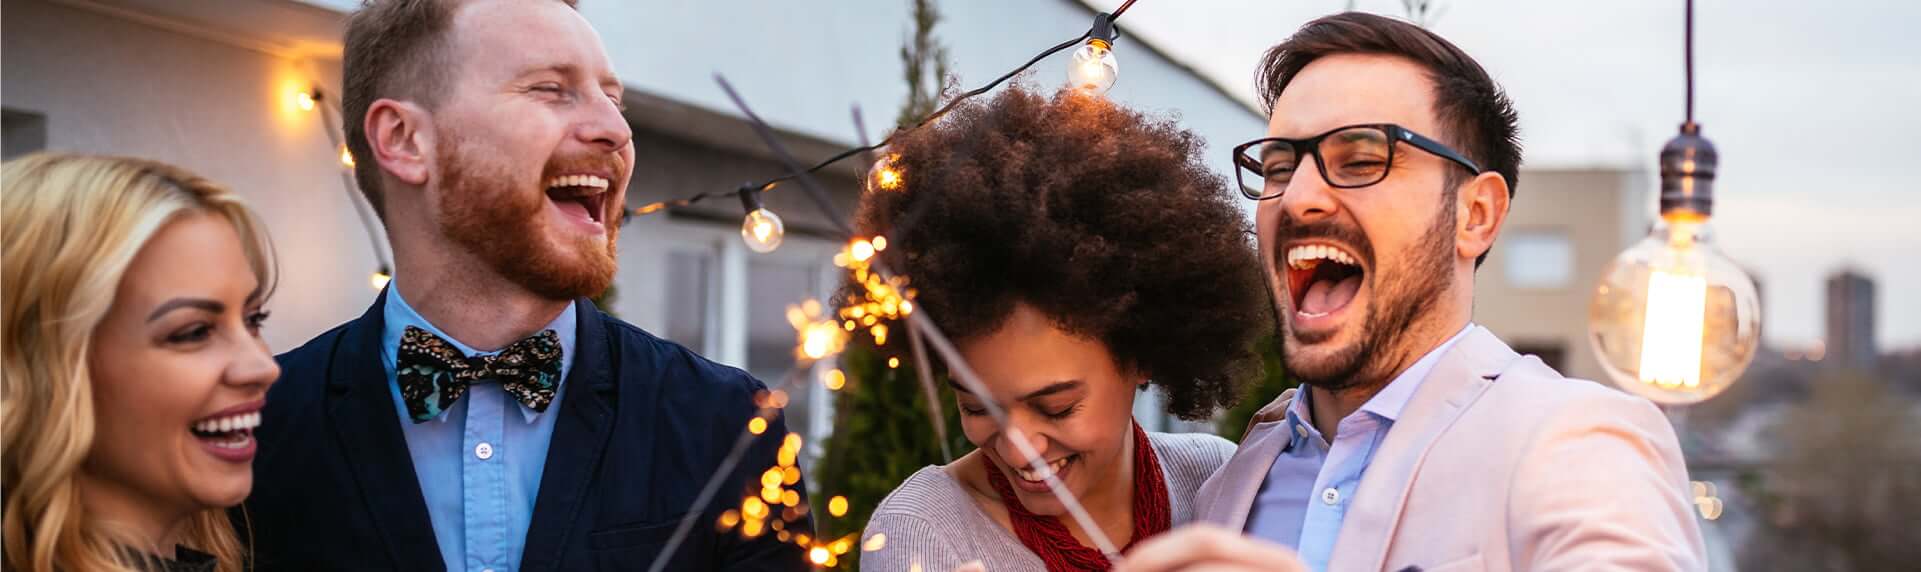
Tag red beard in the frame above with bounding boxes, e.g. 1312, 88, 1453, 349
434, 137, 618, 301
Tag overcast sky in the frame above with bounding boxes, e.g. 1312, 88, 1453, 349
1085, 0, 1921, 351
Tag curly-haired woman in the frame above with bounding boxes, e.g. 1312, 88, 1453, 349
857, 86, 1271, 571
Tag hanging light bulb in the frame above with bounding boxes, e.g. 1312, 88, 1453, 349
369, 265, 392, 291
293, 89, 317, 112
1067, 13, 1119, 94
339, 145, 356, 168
1588, 0, 1759, 405
867, 154, 904, 192
738, 185, 785, 253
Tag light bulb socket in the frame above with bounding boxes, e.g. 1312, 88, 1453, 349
1658, 122, 1717, 217
738, 184, 765, 213
1088, 12, 1117, 46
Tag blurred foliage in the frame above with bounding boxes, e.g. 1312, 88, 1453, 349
1219, 335, 1293, 442
1736, 369, 1921, 571
812, 335, 972, 568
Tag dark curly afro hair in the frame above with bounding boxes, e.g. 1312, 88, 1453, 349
851, 85, 1270, 421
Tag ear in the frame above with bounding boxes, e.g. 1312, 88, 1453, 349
365, 98, 434, 189
1456, 171, 1510, 263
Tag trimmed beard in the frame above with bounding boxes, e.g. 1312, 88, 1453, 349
1282, 187, 1457, 392
434, 135, 618, 301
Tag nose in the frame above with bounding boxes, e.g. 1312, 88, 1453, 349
1281, 163, 1340, 225
226, 334, 280, 394
577, 91, 633, 153
1000, 422, 1052, 467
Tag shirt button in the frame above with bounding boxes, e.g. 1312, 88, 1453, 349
475, 442, 494, 460
1322, 487, 1341, 505
1295, 424, 1309, 438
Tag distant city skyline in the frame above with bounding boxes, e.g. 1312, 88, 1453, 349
1085, 0, 1921, 351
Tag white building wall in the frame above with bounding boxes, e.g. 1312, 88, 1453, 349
3, 0, 372, 352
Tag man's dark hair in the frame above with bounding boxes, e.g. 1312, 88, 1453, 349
853, 85, 1271, 420
340, 0, 579, 221
1257, 12, 1521, 266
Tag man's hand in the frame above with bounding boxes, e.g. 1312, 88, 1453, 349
1113, 525, 1308, 572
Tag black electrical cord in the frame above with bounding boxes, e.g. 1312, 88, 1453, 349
628, 5, 1144, 221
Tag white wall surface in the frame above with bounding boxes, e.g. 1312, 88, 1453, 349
3, 0, 376, 352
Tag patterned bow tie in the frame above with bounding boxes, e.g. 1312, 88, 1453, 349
396, 326, 562, 423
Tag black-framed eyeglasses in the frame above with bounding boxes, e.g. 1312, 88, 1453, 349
1232, 123, 1484, 200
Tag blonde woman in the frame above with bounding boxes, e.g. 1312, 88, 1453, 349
3, 154, 279, 572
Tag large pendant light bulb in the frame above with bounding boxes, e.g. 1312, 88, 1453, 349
1586, 0, 1761, 406
1588, 126, 1761, 405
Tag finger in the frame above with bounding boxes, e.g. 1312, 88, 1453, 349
1116, 525, 1307, 572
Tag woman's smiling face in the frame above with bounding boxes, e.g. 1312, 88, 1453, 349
954, 303, 1141, 516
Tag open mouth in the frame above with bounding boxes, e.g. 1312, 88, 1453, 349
1285, 243, 1366, 318
1008, 453, 1078, 494
189, 409, 260, 457
544, 174, 610, 226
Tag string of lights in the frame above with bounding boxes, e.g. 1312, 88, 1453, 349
626, 1, 1139, 258
299, 87, 394, 290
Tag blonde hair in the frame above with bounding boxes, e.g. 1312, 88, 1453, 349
2, 154, 274, 572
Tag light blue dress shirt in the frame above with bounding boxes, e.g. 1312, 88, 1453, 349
1244, 324, 1473, 572
380, 286, 575, 572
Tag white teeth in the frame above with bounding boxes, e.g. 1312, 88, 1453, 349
545, 174, 610, 192
193, 411, 262, 435
1287, 244, 1359, 270
1015, 456, 1072, 483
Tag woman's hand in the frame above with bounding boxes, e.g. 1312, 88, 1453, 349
1113, 524, 1308, 572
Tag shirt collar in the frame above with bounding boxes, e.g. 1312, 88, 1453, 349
380, 283, 577, 423
1281, 323, 1476, 448
1359, 322, 1475, 422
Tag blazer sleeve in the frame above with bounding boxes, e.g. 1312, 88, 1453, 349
1504, 391, 1708, 571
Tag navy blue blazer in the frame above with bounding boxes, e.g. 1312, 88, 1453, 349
237, 293, 810, 571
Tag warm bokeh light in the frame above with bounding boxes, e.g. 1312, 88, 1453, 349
825, 368, 846, 391
747, 417, 768, 435
369, 269, 392, 291
339, 145, 355, 168
828, 495, 849, 517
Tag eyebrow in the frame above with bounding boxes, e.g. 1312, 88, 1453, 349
946, 379, 1084, 402
147, 298, 225, 322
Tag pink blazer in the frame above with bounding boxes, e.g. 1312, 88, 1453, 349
1193, 327, 1707, 571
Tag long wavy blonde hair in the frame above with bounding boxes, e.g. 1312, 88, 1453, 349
2, 154, 275, 572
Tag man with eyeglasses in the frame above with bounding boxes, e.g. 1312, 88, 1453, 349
1116, 12, 1705, 572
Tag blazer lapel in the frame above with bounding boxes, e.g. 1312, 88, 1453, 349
519, 298, 624, 572
1204, 388, 1297, 530
1326, 326, 1518, 572
324, 292, 444, 570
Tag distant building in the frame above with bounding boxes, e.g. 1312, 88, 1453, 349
1475, 167, 1652, 383
1825, 269, 1877, 369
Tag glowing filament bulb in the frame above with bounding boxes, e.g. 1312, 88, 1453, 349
294, 90, 316, 111
1068, 39, 1118, 94
741, 208, 785, 253
1637, 269, 1707, 389
339, 145, 356, 168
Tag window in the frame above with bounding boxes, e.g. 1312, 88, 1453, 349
745, 258, 835, 458
661, 251, 715, 353
1503, 229, 1574, 290
2, 108, 48, 160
